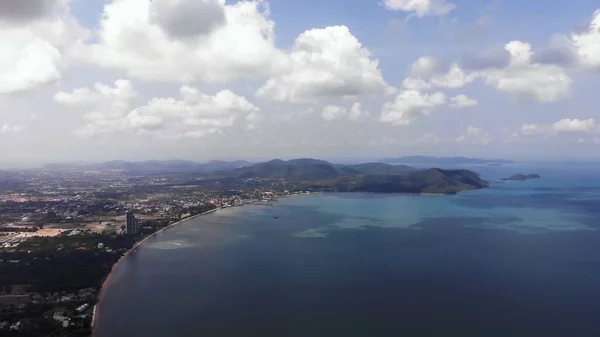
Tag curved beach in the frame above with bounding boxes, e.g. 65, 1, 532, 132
91, 208, 220, 335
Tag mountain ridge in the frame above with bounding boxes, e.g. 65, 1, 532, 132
226, 159, 488, 194
40, 160, 254, 173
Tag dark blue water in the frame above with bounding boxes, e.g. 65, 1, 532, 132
96, 165, 600, 337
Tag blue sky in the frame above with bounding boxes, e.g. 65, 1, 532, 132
0, 0, 599, 165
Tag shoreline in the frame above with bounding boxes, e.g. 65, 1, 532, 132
88, 189, 468, 334
91, 207, 222, 335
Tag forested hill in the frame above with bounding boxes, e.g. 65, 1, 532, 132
226, 159, 489, 194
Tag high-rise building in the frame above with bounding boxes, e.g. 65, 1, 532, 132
126, 211, 139, 235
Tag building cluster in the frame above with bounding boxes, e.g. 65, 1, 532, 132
0, 166, 317, 335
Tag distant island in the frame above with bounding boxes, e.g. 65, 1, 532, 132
381, 156, 514, 166
210, 158, 489, 195
501, 174, 541, 181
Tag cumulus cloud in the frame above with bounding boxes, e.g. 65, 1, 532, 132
552, 118, 597, 133
402, 57, 474, 91
322, 103, 365, 121
410, 56, 441, 76
570, 9, 600, 70
128, 86, 259, 139
54, 80, 258, 138
0, 0, 58, 23
450, 94, 477, 108
78, 0, 285, 83
532, 34, 577, 66
456, 126, 492, 145
526, 9, 600, 71
149, 0, 226, 39
54, 80, 135, 108
519, 119, 597, 137
479, 41, 572, 102
406, 41, 572, 102
257, 25, 392, 102
431, 63, 475, 88
0, 34, 62, 94
0, 2, 88, 94
383, 0, 456, 17
54, 80, 136, 136
401, 77, 433, 91
380, 90, 446, 125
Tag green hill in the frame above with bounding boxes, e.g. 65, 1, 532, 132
231, 159, 488, 194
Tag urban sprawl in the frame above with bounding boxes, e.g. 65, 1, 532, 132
0, 168, 307, 336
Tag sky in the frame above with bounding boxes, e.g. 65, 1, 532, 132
0, 0, 599, 165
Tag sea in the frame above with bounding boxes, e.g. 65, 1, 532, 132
95, 164, 600, 337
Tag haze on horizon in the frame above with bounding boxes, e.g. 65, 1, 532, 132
1, 0, 599, 166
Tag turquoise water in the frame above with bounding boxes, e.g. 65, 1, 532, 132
96, 164, 600, 337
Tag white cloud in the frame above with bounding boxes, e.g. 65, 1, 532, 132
403, 41, 571, 103
552, 118, 597, 133
479, 41, 572, 102
380, 90, 446, 125
0, 33, 62, 94
570, 9, 600, 70
431, 63, 475, 89
127, 86, 260, 139
55, 80, 258, 138
456, 126, 492, 145
450, 94, 477, 108
383, 0, 456, 17
519, 119, 597, 137
0, 124, 26, 134
402, 59, 474, 91
402, 77, 433, 91
54, 79, 136, 136
522, 123, 544, 136
322, 103, 365, 121
410, 56, 440, 76
54, 79, 134, 110
149, 0, 226, 39
257, 25, 392, 102
405, 42, 571, 102
0, 2, 88, 94
78, 0, 285, 83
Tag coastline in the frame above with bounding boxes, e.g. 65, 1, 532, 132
91, 207, 221, 335
88, 189, 468, 334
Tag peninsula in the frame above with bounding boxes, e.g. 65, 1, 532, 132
217, 159, 490, 195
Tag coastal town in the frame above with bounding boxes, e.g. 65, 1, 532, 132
0, 158, 489, 336
0, 166, 305, 336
